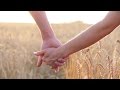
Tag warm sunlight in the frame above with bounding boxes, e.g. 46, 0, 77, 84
1, 11, 120, 79
0, 11, 108, 24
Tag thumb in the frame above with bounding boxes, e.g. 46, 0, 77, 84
33, 50, 45, 56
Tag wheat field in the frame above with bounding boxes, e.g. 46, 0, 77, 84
0, 21, 120, 79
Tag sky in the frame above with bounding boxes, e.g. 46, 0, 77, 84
0, 11, 109, 24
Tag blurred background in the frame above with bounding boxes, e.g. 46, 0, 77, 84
0, 11, 120, 79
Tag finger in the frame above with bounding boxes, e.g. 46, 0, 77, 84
54, 67, 59, 73
63, 57, 69, 62
57, 58, 66, 63
33, 50, 45, 56
45, 60, 55, 67
51, 65, 59, 73
42, 55, 54, 64
37, 56, 43, 67
54, 61, 65, 67
51, 63, 58, 69
51, 65, 58, 70
46, 59, 64, 68
41, 55, 48, 62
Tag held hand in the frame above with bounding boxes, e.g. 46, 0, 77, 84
35, 37, 65, 71
34, 47, 68, 70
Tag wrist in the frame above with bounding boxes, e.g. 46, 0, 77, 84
42, 35, 57, 41
62, 42, 76, 58
58, 44, 71, 58
42, 31, 56, 40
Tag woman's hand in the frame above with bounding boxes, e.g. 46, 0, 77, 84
34, 46, 68, 70
36, 37, 62, 67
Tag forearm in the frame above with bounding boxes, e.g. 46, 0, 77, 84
63, 21, 117, 56
59, 11, 120, 57
29, 11, 56, 40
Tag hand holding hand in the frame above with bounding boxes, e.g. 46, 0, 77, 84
34, 37, 67, 71
34, 46, 68, 71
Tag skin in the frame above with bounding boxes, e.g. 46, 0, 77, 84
29, 11, 65, 70
34, 11, 120, 67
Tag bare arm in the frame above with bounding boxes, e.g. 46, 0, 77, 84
34, 11, 120, 67
30, 11, 62, 69
62, 11, 120, 57
29, 11, 56, 40
35, 11, 120, 59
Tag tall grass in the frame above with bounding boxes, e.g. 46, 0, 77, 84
0, 22, 120, 79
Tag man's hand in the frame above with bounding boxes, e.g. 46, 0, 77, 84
36, 37, 62, 67
30, 11, 66, 71
34, 46, 68, 70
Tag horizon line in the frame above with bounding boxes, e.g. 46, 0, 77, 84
0, 20, 92, 25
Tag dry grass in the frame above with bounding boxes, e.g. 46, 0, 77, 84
0, 21, 120, 79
